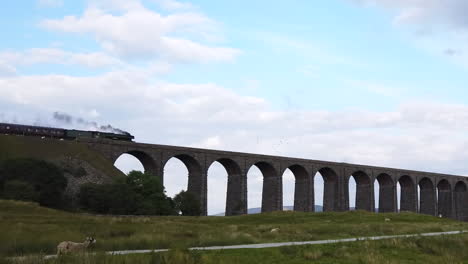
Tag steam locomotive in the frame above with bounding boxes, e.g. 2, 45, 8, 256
0, 122, 134, 141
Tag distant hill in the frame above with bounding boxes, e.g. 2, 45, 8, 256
212, 205, 323, 216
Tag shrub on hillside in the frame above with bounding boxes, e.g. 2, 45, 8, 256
3, 180, 38, 202
79, 171, 176, 215
0, 158, 67, 208
173, 190, 202, 216
79, 183, 138, 214
126, 171, 175, 215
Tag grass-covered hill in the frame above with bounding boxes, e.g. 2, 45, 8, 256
0, 134, 122, 178
0, 135, 124, 199
1, 200, 467, 259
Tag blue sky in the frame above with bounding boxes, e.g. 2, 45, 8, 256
1, 0, 468, 214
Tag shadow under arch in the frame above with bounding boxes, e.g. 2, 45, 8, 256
348, 171, 372, 211
249, 161, 281, 213
398, 175, 417, 212
316, 167, 339, 212
283, 164, 310, 212
437, 179, 452, 218
454, 181, 468, 221
375, 173, 395, 213
418, 177, 435, 216
208, 158, 244, 216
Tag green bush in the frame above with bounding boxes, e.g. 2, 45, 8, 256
0, 158, 67, 208
3, 180, 38, 202
174, 190, 202, 216
127, 171, 175, 215
79, 183, 138, 214
79, 183, 110, 213
79, 171, 176, 215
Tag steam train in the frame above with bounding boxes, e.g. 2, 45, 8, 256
0, 122, 134, 141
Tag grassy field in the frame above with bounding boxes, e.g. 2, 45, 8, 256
0, 134, 123, 178
5, 233, 468, 264
1, 200, 467, 260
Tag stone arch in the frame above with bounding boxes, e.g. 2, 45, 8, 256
375, 173, 395, 213
437, 179, 452, 218
418, 177, 435, 216
398, 175, 417, 212
163, 154, 204, 215
283, 164, 311, 212
454, 181, 468, 221
248, 161, 281, 213
348, 171, 372, 211
114, 150, 159, 179
316, 167, 339, 212
208, 158, 244, 216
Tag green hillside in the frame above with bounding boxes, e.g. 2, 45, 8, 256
0, 200, 466, 259
0, 134, 124, 179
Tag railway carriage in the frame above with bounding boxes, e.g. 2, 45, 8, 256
0, 123, 134, 141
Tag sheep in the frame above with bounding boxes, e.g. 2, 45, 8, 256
270, 228, 280, 233
384, 218, 391, 222
57, 237, 96, 255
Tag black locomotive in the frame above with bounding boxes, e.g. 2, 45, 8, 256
0, 123, 134, 141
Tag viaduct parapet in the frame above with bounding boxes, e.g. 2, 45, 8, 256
82, 138, 468, 220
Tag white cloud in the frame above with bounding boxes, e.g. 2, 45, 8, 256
0, 62, 17, 77
87, 0, 145, 12
154, 0, 193, 10
40, 2, 240, 63
0, 48, 123, 69
352, 0, 468, 29
38, 0, 63, 8
191, 136, 222, 149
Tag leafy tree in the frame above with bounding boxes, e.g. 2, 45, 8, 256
173, 190, 202, 216
127, 171, 165, 196
0, 158, 67, 208
127, 171, 175, 215
78, 171, 175, 215
78, 183, 138, 214
107, 183, 139, 215
79, 183, 111, 214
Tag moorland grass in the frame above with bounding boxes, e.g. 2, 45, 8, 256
3, 234, 468, 264
0, 200, 467, 259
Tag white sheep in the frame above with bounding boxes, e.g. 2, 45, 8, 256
57, 237, 96, 255
384, 218, 391, 222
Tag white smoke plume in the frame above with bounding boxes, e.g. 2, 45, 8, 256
52, 112, 129, 134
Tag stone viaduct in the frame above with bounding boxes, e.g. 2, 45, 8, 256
82, 138, 468, 221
